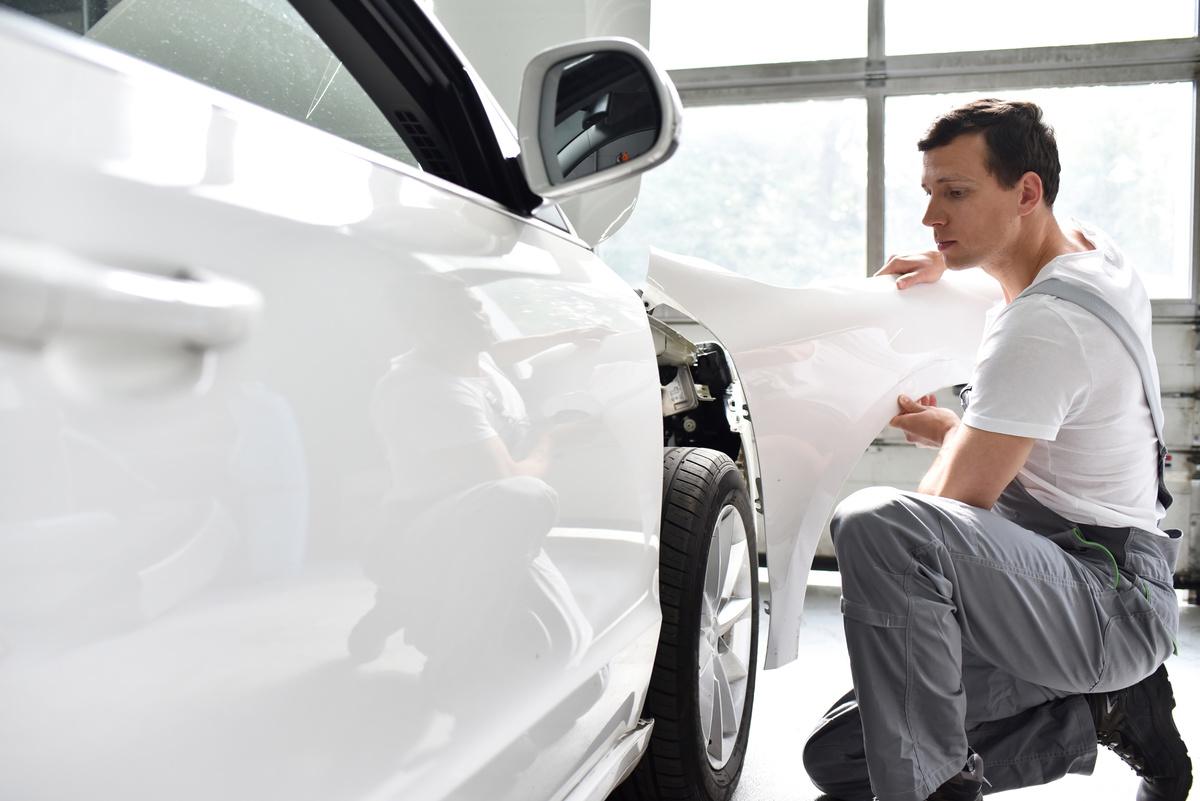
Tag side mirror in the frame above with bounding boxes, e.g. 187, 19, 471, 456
517, 37, 682, 202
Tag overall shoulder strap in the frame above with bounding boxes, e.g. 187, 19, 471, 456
1018, 277, 1172, 512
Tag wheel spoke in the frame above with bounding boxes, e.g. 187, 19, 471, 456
721, 538, 747, 598
699, 588, 715, 630
716, 508, 735, 586
706, 508, 734, 608
714, 655, 738, 737
698, 649, 716, 743
697, 634, 713, 670
716, 597, 753, 638
707, 672, 725, 763
719, 646, 749, 686
705, 522, 723, 608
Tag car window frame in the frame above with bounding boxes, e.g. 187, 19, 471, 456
288, 0, 542, 216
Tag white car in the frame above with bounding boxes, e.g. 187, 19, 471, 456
0, 2, 1001, 800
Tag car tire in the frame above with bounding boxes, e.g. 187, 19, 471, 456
615, 446, 759, 801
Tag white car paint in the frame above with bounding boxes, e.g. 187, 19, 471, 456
645, 250, 1004, 668
0, 10, 661, 800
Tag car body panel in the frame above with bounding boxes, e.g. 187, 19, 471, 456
645, 249, 1003, 668
0, 13, 662, 800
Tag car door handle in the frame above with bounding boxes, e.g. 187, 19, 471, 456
0, 237, 262, 348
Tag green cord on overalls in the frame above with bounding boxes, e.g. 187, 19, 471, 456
1072, 527, 1122, 590
1072, 527, 1180, 655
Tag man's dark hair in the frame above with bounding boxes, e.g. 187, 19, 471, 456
918, 99, 1061, 207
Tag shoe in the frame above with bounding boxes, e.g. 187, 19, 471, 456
926, 749, 985, 801
1087, 663, 1192, 801
804, 689, 873, 801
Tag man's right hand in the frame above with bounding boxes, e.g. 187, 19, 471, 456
889, 393, 960, 448
874, 250, 947, 290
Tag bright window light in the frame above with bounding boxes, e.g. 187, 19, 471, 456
600, 99, 867, 287
650, 0, 867, 69
886, 0, 1197, 56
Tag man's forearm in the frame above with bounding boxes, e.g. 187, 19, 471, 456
917, 423, 1035, 509
488, 332, 565, 366
917, 422, 959, 496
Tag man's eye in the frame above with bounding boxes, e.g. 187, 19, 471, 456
947, 189, 966, 198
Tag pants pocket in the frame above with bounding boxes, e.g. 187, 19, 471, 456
1093, 609, 1175, 692
1125, 551, 1172, 584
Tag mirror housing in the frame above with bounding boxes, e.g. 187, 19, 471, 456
517, 37, 682, 202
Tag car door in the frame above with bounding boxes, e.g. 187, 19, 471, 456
0, 3, 662, 800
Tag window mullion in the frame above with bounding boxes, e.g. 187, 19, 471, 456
1193, 80, 1200, 303
671, 38, 1200, 106
868, 0, 884, 61
866, 0, 885, 275
867, 89, 885, 275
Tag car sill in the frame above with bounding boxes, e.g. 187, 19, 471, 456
561, 718, 654, 801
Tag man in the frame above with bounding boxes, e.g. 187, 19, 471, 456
802, 99, 1191, 801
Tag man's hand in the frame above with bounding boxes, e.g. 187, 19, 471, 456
889, 393, 959, 448
874, 250, 947, 290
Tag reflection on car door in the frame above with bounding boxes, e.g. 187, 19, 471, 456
0, 4, 662, 800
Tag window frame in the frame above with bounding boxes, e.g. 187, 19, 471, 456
663, 0, 1200, 311
288, 0, 541, 214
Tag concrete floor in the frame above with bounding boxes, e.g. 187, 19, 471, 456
735, 570, 1200, 800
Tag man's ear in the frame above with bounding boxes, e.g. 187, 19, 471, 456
1017, 171, 1044, 216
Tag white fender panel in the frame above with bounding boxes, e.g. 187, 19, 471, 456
645, 249, 1003, 668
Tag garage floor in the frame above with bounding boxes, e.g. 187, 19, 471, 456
736, 571, 1200, 800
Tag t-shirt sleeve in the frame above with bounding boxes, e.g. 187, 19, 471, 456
432, 382, 500, 445
960, 299, 1091, 441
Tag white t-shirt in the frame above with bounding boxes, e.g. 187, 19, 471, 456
960, 221, 1167, 535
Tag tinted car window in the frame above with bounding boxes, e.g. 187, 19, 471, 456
2, 0, 420, 169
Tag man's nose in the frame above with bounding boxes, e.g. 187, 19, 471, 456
922, 198, 944, 228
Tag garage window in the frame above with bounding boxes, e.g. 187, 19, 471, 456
886, 0, 1197, 55
600, 99, 867, 287
651, 1, 1199, 303
650, 0, 868, 69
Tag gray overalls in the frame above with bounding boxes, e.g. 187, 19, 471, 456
805, 278, 1183, 801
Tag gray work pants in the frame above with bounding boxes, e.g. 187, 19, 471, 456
816, 484, 1180, 801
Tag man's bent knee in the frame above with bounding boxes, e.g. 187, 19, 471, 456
831, 486, 911, 559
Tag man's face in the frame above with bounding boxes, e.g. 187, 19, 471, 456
919, 132, 1023, 269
